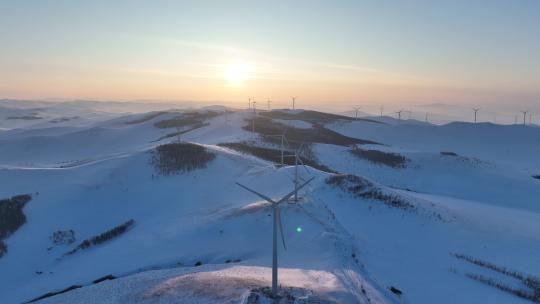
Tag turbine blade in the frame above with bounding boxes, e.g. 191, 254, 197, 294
276, 177, 315, 204
236, 182, 277, 204
277, 207, 287, 250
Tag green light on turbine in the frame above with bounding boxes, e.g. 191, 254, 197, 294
296, 226, 302, 233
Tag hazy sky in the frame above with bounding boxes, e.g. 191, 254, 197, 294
1, 0, 539, 109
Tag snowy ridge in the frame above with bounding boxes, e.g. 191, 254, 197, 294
1, 103, 540, 303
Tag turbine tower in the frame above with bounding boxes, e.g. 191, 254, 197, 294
252, 99, 257, 132
395, 109, 404, 122
380, 105, 384, 117
472, 108, 480, 123
236, 178, 314, 298
291, 96, 297, 110
353, 106, 362, 118
521, 110, 529, 125
267, 98, 272, 111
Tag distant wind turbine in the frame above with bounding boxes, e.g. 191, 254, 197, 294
379, 105, 384, 117
472, 108, 480, 124
521, 110, 529, 125
283, 143, 313, 202
395, 109, 404, 122
252, 100, 257, 132
236, 178, 314, 298
291, 96, 297, 110
267, 98, 272, 111
353, 106, 362, 118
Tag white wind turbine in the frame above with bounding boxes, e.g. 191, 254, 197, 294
472, 108, 480, 123
283, 142, 313, 202
251, 99, 257, 132
236, 177, 314, 298
353, 106, 362, 118
521, 110, 529, 125
395, 109, 404, 122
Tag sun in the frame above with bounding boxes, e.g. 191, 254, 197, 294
225, 60, 250, 85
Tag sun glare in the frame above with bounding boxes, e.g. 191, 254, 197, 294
225, 60, 249, 85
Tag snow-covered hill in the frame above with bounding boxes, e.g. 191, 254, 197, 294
1, 102, 539, 303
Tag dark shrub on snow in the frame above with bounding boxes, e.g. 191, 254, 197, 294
350, 148, 408, 168
260, 110, 381, 124
532, 175, 540, 180
65, 220, 135, 255
440, 151, 459, 157
244, 116, 376, 146
0, 241, 7, 257
125, 111, 167, 124
153, 111, 219, 129
50, 230, 76, 245
453, 253, 540, 302
151, 142, 215, 175
0, 194, 32, 258
326, 174, 414, 210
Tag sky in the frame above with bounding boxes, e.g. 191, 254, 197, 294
1, 0, 539, 111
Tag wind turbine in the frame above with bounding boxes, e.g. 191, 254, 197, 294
472, 108, 480, 123
395, 109, 404, 122
236, 178, 314, 298
291, 96, 297, 110
252, 100, 257, 132
521, 110, 529, 125
379, 105, 384, 117
353, 106, 362, 118
248, 97, 252, 110
280, 142, 314, 202
267, 98, 272, 111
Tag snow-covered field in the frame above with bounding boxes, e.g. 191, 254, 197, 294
1, 100, 539, 303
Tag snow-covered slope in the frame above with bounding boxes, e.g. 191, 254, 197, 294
1, 103, 539, 304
